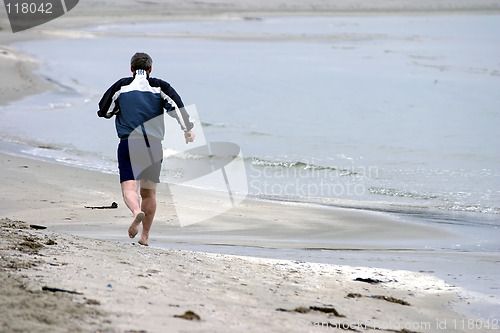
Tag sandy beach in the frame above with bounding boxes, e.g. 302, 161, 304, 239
1, 0, 500, 332
0, 154, 493, 332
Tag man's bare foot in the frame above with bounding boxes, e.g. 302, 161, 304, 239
128, 212, 145, 238
138, 239, 149, 246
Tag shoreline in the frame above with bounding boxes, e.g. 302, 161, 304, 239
1, 149, 499, 326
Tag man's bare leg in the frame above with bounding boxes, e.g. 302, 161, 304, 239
121, 180, 145, 238
138, 180, 157, 246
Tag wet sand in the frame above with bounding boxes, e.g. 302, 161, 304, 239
0, 152, 497, 332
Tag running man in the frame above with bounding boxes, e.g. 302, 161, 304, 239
98, 52, 195, 246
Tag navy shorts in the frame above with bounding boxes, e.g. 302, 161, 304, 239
117, 138, 163, 183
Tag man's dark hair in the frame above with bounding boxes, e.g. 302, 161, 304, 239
131, 52, 152, 71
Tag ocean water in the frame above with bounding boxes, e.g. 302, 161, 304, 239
1, 15, 499, 319
2, 15, 499, 216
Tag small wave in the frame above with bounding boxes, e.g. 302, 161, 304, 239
369, 187, 500, 215
200, 121, 227, 128
201, 121, 265, 134
163, 148, 209, 160
438, 203, 500, 215
249, 131, 272, 137
48, 102, 72, 109
249, 157, 359, 176
369, 187, 439, 200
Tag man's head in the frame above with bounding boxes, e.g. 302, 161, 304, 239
131, 52, 152, 73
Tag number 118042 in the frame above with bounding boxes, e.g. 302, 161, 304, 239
6, 2, 53, 14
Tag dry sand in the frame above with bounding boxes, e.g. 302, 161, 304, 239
1, 0, 500, 332
0, 45, 55, 106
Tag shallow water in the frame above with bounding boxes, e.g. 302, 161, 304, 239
2, 15, 499, 216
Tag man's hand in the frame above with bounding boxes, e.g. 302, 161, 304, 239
184, 131, 195, 144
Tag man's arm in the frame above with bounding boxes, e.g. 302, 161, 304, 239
97, 78, 130, 118
157, 79, 194, 132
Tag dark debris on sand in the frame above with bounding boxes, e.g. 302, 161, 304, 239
347, 293, 410, 306
354, 277, 384, 284
276, 305, 345, 317
174, 310, 201, 321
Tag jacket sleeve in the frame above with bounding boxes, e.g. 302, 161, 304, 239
159, 80, 194, 132
97, 79, 125, 118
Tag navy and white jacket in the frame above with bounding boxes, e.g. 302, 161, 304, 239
97, 70, 193, 140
